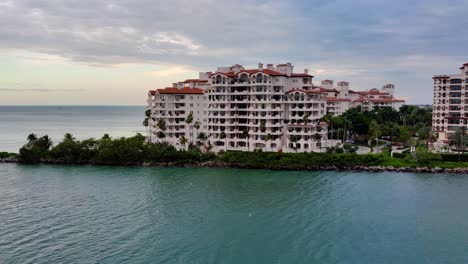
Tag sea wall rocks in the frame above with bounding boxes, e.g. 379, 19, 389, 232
2, 158, 467, 174
0, 157, 18, 163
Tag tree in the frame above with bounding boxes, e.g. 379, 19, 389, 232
185, 112, 194, 143
303, 113, 310, 125
369, 120, 381, 151
313, 133, 322, 152
156, 119, 167, 141
197, 132, 208, 150
19, 135, 53, 164
220, 131, 227, 150
289, 135, 300, 152
240, 129, 249, 151
194, 121, 201, 139
179, 136, 188, 150
27, 133, 38, 144
449, 127, 468, 161
145, 109, 151, 117
265, 133, 272, 152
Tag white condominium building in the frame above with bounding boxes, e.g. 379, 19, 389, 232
147, 63, 405, 152
432, 62, 468, 142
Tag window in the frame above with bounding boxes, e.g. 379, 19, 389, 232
449, 99, 461, 104
450, 79, 462, 84
450, 85, 462, 90
256, 74, 263, 83
449, 92, 462, 97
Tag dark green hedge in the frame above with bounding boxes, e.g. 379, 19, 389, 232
218, 151, 385, 170
440, 154, 468, 162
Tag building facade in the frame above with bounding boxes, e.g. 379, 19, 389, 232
432, 62, 468, 142
147, 63, 405, 152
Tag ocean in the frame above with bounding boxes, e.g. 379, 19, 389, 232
1, 106, 468, 263
0, 106, 146, 153
1, 165, 467, 263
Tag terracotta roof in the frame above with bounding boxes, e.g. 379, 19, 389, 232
326, 97, 351, 102
464, 62, 468, 66
149, 90, 156, 95
183, 79, 208, 83
240, 69, 287, 76
286, 89, 327, 94
369, 98, 405, 103
313, 86, 339, 93
209, 69, 312, 78
352, 97, 404, 103
157, 87, 204, 95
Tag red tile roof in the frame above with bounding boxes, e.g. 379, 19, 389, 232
156, 87, 204, 94
210, 69, 312, 78
325, 97, 351, 102
286, 89, 327, 94
313, 86, 339, 93
183, 79, 208, 83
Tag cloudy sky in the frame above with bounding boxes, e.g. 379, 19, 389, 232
1, 0, 467, 105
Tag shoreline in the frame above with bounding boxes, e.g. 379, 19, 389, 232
2, 157, 467, 174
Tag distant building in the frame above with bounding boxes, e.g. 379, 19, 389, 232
147, 63, 405, 152
432, 62, 468, 142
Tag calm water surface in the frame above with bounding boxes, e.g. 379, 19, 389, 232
0, 106, 145, 153
1, 164, 468, 263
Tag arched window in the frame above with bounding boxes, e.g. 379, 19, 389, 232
216, 75, 222, 84
256, 74, 263, 83
239, 73, 249, 83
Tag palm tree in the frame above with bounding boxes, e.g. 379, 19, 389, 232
220, 132, 227, 151
369, 120, 381, 152
27, 133, 38, 144
265, 133, 272, 152
64, 133, 75, 141
179, 136, 188, 150
289, 135, 300, 152
194, 121, 201, 139
197, 132, 208, 151
241, 129, 249, 151
449, 127, 468, 161
303, 113, 310, 125
156, 119, 167, 142
313, 133, 322, 152
185, 112, 194, 143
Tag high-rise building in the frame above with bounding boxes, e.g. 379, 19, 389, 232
432, 62, 468, 142
147, 63, 405, 152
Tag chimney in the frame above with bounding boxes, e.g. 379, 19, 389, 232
304, 69, 309, 75
267, 64, 274, 70
258, 63, 263, 71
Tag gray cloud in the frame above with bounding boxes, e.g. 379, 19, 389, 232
1, 0, 467, 104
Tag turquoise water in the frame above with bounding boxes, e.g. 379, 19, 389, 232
1, 164, 468, 263
0, 106, 145, 153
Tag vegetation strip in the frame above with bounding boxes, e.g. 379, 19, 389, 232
2, 133, 466, 174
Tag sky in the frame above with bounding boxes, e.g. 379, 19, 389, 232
1, 0, 467, 105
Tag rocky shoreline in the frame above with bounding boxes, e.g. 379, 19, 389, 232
2, 157, 467, 174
